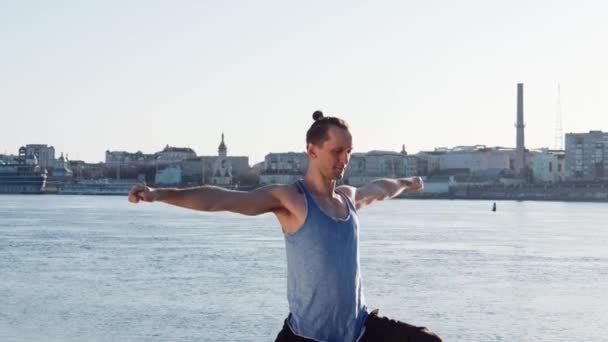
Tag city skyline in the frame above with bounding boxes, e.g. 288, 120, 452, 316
2, 1, 607, 164
1, 128, 596, 166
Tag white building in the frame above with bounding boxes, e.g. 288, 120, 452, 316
530, 149, 566, 183
437, 146, 515, 173
156, 145, 197, 164
105, 146, 198, 173
264, 152, 308, 172
345, 149, 421, 187
105, 150, 153, 166
260, 152, 308, 185
415, 151, 442, 175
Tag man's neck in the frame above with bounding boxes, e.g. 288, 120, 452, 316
303, 172, 337, 198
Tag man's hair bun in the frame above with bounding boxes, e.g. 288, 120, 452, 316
312, 110, 324, 121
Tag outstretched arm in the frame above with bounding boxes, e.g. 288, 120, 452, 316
128, 184, 285, 216
338, 176, 423, 210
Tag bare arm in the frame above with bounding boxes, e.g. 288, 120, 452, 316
338, 176, 424, 210
128, 184, 285, 216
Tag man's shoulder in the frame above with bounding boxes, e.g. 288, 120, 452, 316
336, 184, 357, 201
259, 182, 306, 221
256, 182, 302, 199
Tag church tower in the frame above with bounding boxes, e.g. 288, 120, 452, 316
212, 132, 232, 185
218, 132, 227, 158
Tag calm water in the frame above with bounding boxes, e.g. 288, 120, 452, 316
1, 195, 607, 341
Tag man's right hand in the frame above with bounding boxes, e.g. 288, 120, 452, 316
128, 184, 158, 203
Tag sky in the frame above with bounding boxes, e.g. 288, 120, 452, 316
2, 0, 607, 164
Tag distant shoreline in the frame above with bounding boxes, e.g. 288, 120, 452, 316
397, 196, 608, 203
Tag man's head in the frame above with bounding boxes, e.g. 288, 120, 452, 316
306, 111, 353, 180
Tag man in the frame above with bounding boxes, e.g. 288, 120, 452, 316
128, 111, 442, 342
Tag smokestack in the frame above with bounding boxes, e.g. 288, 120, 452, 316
515, 83, 526, 174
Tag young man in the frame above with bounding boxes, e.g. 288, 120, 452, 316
128, 111, 443, 342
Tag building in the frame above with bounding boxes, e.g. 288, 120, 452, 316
419, 146, 516, 175
105, 150, 154, 166
530, 149, 566, 183
179, 134, 250, 185
259, 148, 424, 186
105, 146, 200, 182
0, 147, 47, 194
181, 156, 215, 184
155, 166, 182, 185
264, 152, 309, 172
106, 146, 197, 167
415, 150, 443, 175
25, 144, 55, 169
69, 161, 105, 179
439, 146, 514, 172
344, 149, 422, 187
565, 130, 608, 181
52, 152, 74, 178
156, 145, 197, 164
260, 152, 308, 185
0, 154, 18, 164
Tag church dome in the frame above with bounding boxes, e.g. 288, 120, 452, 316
218, 133, 227, 153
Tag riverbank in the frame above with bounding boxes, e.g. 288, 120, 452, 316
399, 183, 608, 202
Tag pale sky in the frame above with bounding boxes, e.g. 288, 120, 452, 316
2, 0, 607, 164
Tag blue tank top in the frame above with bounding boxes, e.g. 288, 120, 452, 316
284, 180, 368, 342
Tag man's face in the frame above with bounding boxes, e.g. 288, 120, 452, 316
308, 126, 353, 180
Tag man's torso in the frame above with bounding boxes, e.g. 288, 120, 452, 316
274, 182, 355, 234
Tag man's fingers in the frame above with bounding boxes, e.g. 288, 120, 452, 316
128, 184, 148, 203
406, 177, 423, 192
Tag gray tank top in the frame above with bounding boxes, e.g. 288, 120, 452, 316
284, 180, 368, 342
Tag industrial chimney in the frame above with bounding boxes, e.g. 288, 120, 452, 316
515, 83, 526, 174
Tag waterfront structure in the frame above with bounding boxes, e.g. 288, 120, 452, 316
71, 161, 105, 179
530, 149, 566, 183
0, 147, 47, 194
58, 178, 134, 195
25, 144, 55, 169
565, 130, 608, 181
419, 176, 454, 194
52, 153, 73, 178
0, 154, 18, 164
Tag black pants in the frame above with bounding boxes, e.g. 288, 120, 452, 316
275, 310, 443, 342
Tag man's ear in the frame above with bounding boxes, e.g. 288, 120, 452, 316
306, 143, 317, 158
